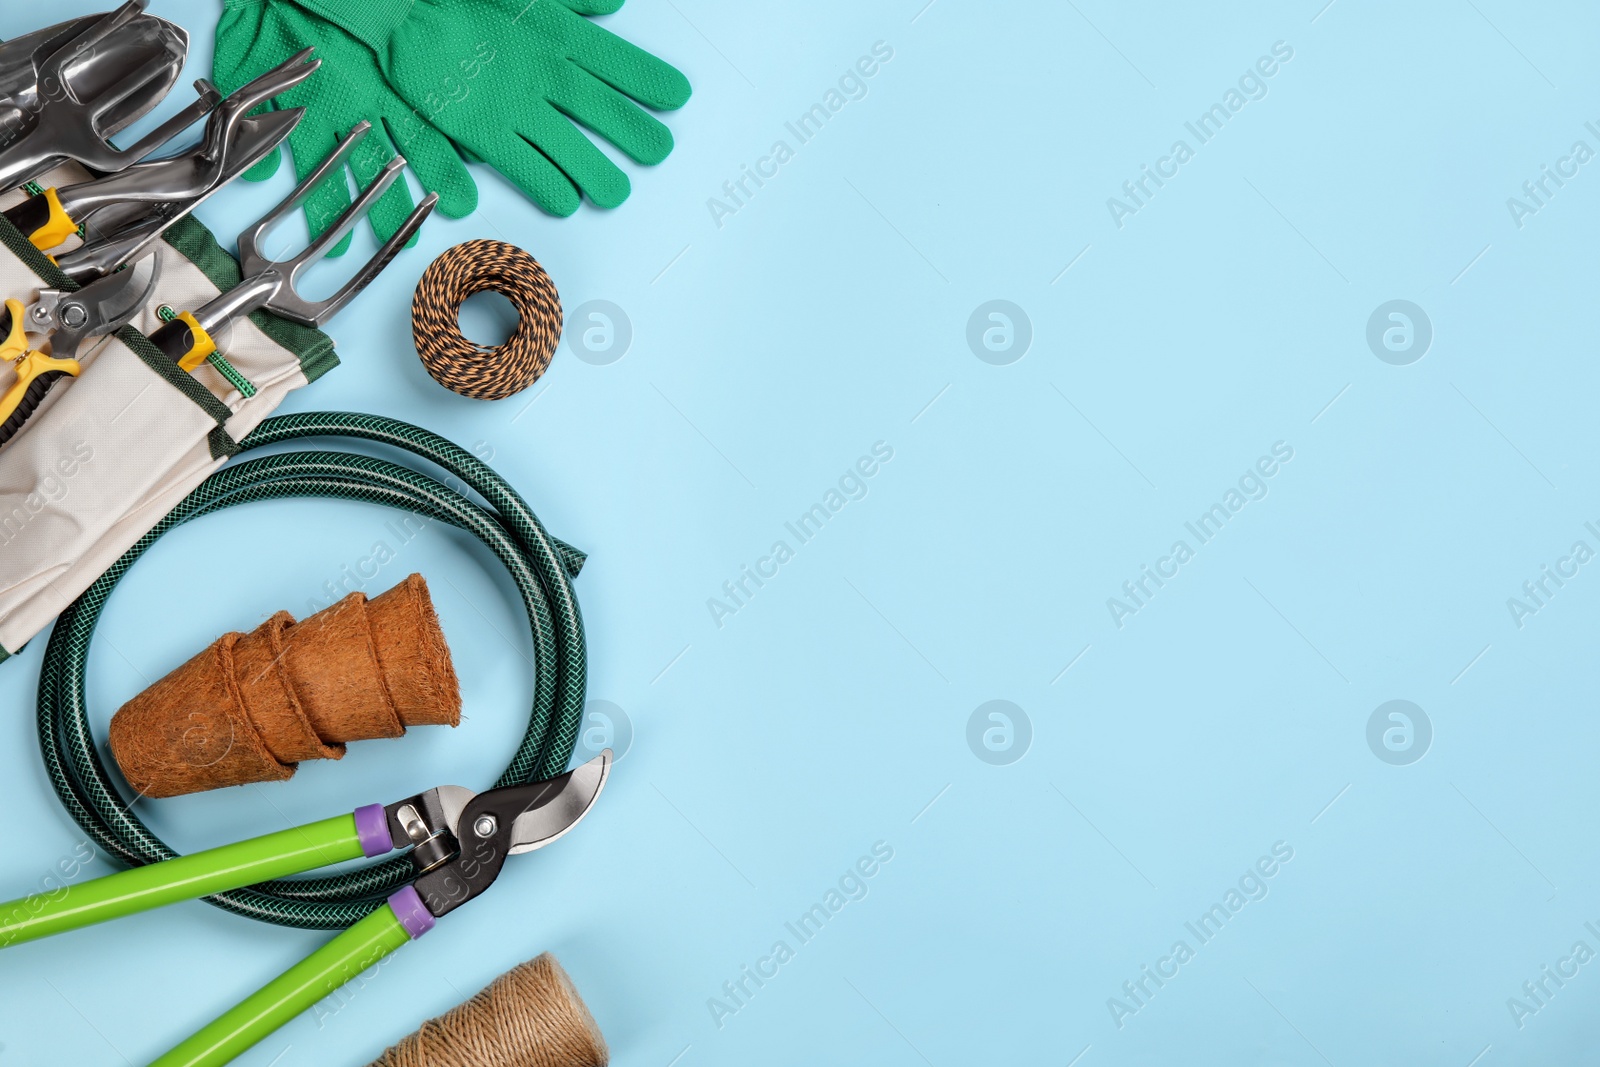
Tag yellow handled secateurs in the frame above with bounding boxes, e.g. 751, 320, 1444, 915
0, 258, 159, 448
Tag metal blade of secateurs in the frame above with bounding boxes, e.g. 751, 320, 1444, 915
80, 254, 160, 331
41, 254, 160, 360
507, 751, 612, 855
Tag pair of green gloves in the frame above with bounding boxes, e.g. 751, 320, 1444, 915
214, 0, 691, 254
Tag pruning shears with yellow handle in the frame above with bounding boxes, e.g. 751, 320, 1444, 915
0, 255, 160, 448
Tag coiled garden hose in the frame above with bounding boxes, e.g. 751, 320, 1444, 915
36, 411, 587, 930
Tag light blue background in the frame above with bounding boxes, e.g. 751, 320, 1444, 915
3, 1, 1599, 1064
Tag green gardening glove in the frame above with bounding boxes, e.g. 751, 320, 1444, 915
213, 0, 478, 255
291, 0, 691, 216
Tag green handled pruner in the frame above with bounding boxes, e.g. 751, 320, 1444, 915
0, 751, 610, 1067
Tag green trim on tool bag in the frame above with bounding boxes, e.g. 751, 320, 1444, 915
111, 325, 241, 459
161, 218, 339, 383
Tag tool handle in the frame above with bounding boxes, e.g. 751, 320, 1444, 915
148, 311, 217, 371
0, 811, 386, 948
0, 369, 67, 448
4, 187, 78, 251
148, 890, 432, 1067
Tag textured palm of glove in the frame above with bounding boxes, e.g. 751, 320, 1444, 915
214, 0, 477, 255
295, 0, 691, 216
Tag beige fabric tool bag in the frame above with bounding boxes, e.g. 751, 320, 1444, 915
0, 163, 337, 660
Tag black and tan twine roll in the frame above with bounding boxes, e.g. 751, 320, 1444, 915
412, 240, 562, 400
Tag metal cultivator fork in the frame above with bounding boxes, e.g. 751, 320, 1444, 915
148, 121, 439, 371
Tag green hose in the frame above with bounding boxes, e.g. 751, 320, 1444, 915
36, 412, 587, 930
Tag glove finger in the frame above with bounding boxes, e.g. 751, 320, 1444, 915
520, 101, 631, 208
557, 13, 693, 111
556, 0, 626, 14
211, 3, 273, 96
383, 109, 478, 220
477, 128, 582, 216
242, 138, 284, 182
343, 121, 422, 250
549, 73, 674, 165
287, 122, 358, 258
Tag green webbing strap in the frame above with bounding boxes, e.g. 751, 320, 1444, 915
0, 211, 338, 382
108, 323, 241, 459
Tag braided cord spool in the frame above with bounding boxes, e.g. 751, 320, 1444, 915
413, 240, 562, 400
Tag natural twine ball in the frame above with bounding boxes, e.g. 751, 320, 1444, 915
366, 953, 607, 1067
413, 240, 562, 400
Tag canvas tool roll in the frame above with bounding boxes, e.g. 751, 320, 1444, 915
0, 161, 337, 661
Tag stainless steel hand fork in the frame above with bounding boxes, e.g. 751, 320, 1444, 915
146, 121, 438, 371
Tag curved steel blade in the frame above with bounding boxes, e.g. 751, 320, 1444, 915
507, 750, 612, 855
83, 254, 161, 327
43, 254, 160, 359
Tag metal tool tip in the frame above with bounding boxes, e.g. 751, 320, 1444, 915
579, 749, 612, 789
504, 750, 611, 854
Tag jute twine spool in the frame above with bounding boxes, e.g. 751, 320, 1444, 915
412, 240, 562, 400
366, 954, 608, 1067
